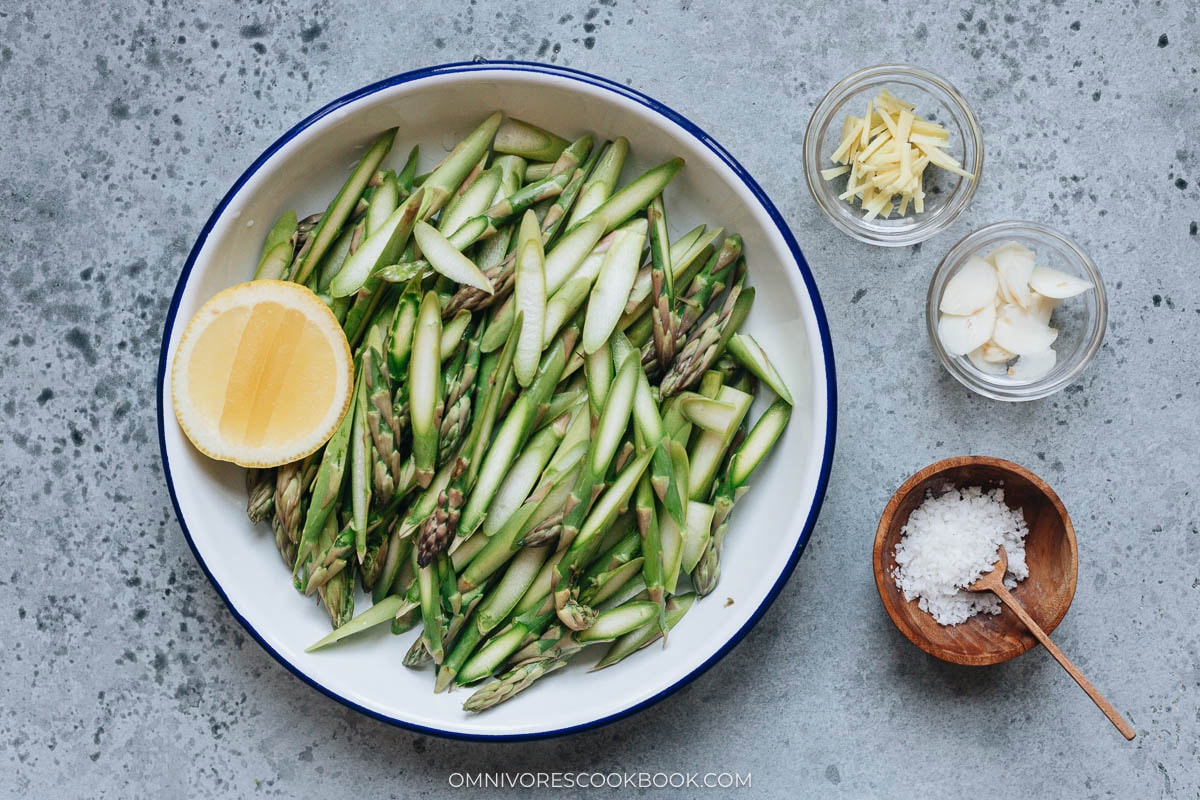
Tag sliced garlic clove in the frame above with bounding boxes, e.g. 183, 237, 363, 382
937, 303, 997, 356
990, 242, 1036, 310
1007, 348, 1057, 381
968, 346, 1008, 375
1029, 265, 1093, 299
1027, 290, 1061, 325
940, 255, 999, 315
992, 304, 1058, 355
980, 340, 1017, 363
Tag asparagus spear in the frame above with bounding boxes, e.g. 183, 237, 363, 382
726, 333, 794, 405
553, 449, 654, 630
409, 290, 443, 488
254, 210, 298, 280
620, 225, 721, 327
462, 601, 658, 711
452, 335, 568, 542
291, 128, 397, 285
646, 195, 677, 371
457, 545, 652, 694
581, 218, 647, 354
362, 342, 400, 502
412, 220, 495, 295
575, 157, 683, 235
612, 330, 685, 526
634, 471, 665, 625
439, 166, 502, 240
366, 171, 400, 236
396, 145, 420, 197
348, 365, 372, 559
305, 593, 414, 652
462, 653, 570, 712
245, 468, 275, 524
566, 137, 629, 229
271, 456, 313, 562
481, 412, 571, 539
512, 210, 547, 387
493, 117, 571, 162
540, 136, 603, 244
693, 398, 791, 596
556, 350, 640, 554
293, 391, 356, 583
416, 111, 503, 219
480, 217, 607, 353
417, 549, 447, 664
593, 592, 696, 670
437, 543, 553, 691
459, 452, 582, 586
660, 275, 755, 397
437, 319, 483, 462
677, 235, 743, 336
444, 157, 681, 318
687, 385, 753, 500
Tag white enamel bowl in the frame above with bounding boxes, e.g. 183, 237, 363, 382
158, 61, 836, 740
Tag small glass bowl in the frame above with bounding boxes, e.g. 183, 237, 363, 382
927, 221, 1107, 401
803, 64, 983, 247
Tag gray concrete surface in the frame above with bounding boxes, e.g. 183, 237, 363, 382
2, 0, 1197, 797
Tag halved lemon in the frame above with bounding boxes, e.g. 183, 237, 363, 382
171, 280, 353, 468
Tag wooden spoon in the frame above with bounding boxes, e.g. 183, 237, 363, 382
968, 546, 1135, 740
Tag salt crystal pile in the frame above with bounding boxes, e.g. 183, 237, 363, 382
892, 484, 1030, 625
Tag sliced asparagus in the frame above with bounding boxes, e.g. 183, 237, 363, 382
292, 128, 397, 285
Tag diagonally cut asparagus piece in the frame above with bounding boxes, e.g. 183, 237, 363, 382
412, 220, 494, 295
576, 157, 683, 236
581, 218, 647, 354
482, 413, 571, 539
566, 137, 629, 230
348, 364, 372, 559
453, 337, 569, 542
328, 187, 423, 297
512, 210, 547, 386
439, 165, 503, 239
677, 235, 743, 336
437, 543, 553, 691
291, 128, 396, 285
292, 397, 355, 583
553, 449, 654, 630
687, 385, 753, 501
726, 332, 794, 405
493, 117, 571, 162
409, 290, 443, 488
461, 600, 658, 711
592, 592, 696, 670
366, 171, 400, 236
254, 210, 298, 280
694, 398, 792, 596
416, 111, 503, 219
304, 594, 413, 652
647, 195, 678, 371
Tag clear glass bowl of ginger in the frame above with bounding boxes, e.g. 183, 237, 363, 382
803, 64, 984, 247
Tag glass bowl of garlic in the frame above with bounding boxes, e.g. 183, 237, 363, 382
927, 221, 1107, 401
803, 64, 984, 246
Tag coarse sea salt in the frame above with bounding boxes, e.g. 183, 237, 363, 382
892, 484, 1029, 625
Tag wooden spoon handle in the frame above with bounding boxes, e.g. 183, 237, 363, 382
991, 585, 1135, 740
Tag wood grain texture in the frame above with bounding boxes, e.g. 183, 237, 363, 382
968, 548, 1135, 739
872, 456, 1078, 666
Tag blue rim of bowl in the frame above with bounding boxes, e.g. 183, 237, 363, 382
156, 59, 838, 742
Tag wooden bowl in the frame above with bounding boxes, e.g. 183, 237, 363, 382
873, 456, 1078, 666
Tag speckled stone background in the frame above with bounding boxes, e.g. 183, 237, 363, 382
2, 0, 1197, 797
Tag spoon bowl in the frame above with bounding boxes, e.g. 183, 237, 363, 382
873, 456, 1078, 666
